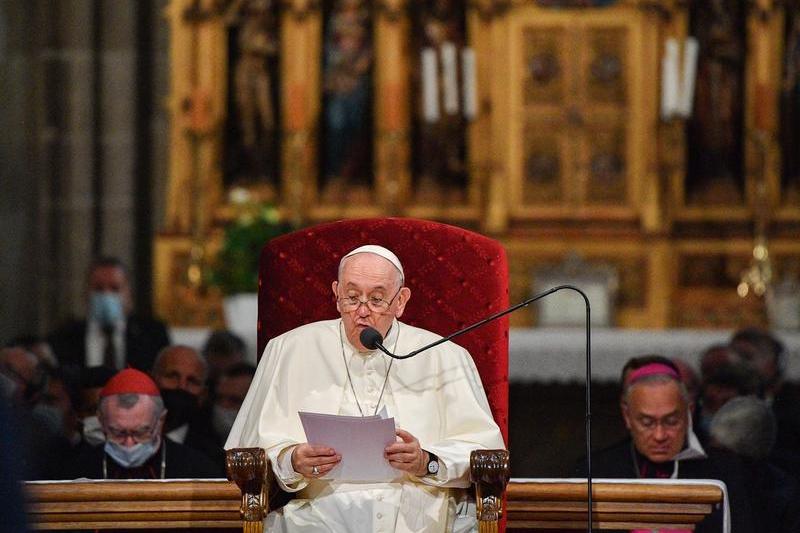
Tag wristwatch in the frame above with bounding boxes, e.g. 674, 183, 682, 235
425, 451, 439, 476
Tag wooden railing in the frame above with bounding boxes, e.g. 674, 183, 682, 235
506, 480, 722, 530
25, 478, 721, 531
25, 480, 241, 530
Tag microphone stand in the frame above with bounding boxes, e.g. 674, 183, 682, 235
370, 284, 594, 532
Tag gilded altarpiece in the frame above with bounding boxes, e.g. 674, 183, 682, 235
156, 0, 800, 329
510, 12, 645, 221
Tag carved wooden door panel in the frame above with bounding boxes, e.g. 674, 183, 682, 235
507, 6, 645, 222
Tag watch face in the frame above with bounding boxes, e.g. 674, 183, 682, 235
427, 459, 439, 475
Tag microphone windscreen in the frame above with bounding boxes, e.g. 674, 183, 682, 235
359, 327, 383, 349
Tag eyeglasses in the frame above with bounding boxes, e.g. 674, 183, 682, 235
105, 425, 156, 443
337, 288, 402, 313
633, 414, 684, 433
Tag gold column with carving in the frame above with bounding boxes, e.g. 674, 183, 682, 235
485, 2, 512, 233
157, 0, 229, 326
281, 0, 322, 225
164, 0, 226, 235
375, 0, 410, 215
470, 2, 508, 233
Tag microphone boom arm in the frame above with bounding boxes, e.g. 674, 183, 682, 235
378, 284, 583, 360
372, 284, 594, 532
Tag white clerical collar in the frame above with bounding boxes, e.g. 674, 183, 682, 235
673, 411, 707, 462
166, 423, 189, 444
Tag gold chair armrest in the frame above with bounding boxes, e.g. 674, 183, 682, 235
226, 448, 268, 533
470, 449, 510, 533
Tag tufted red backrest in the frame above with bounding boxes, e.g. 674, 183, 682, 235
257, 217, 509, 444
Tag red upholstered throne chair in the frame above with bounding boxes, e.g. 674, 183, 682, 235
226, 218, 510, 532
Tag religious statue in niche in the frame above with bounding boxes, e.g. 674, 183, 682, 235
320, 0, 373, 205
685, 0, 746, 205
413, 0, 472, 205
223, 0, 281, 195
781, 0, 800, 205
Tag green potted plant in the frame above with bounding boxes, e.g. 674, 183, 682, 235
209, 188, 293, 341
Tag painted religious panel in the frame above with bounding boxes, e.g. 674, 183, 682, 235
521, 26, 568, 206
585, 28, 627, 105
583, 28, 628, 205
583, 121, 627, 205
411, 0, 472, 205
686, 0, 746, 206
223, 0, 282, 197
523, 117, 566, 204
524, 27, 567, 107
319, 0, 374, 205
781, 0, 800, 206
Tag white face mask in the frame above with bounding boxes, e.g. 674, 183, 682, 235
90, 292, 124, 325
104, 436, 160, 469
82, 416, 106, 446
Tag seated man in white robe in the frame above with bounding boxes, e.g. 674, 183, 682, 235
225, 244, 505, 533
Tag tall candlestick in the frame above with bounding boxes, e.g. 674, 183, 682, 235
441, 41, 459, 115
462, 47, 477, 120
679, 37, 698, 118
660, 38, 679, 119
421, 48, 439, 123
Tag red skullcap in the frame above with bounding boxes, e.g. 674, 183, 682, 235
100, 368, 160, 398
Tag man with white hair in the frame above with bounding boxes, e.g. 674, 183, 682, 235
226, 245, 504, 532
710, 397, 800, 533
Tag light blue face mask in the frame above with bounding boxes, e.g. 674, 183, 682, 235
104, 437, 160, 468
90, 292, 124, 325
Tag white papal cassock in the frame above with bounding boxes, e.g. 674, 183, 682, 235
225, 318, 505, 533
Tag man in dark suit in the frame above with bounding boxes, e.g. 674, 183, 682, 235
151, 345, 223, 467
58, 368, 222, 480
48, 257, 170, 374
575, 355, 755, 533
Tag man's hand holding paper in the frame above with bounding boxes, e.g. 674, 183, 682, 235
290, 443, 341, 478
299, 411, 402, 481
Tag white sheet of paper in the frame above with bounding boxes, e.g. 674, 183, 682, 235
299, 411, 399, 482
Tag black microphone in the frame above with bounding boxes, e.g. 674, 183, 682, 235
361, 284, 594, 533
359, 327, 385, 351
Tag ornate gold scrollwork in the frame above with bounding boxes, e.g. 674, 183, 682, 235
226, 448, 268, 523
749, 0, 778, 22
375, 0, 405, 22
633, 0, 688, 21
281, 0, 322, 21
470, 449, 511, 523
182, 0, 228, 23
467, 0, 513, 21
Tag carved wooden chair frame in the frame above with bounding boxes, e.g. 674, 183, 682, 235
226, 447, 510, 532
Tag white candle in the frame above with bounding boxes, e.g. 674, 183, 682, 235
660, 38, 679, 119
461, 47, 477, 120
441, 41, 459, 115
680, 37, 699, 118
421, 48, 440, 123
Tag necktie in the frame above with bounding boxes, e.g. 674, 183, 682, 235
102, 324, 117, 370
